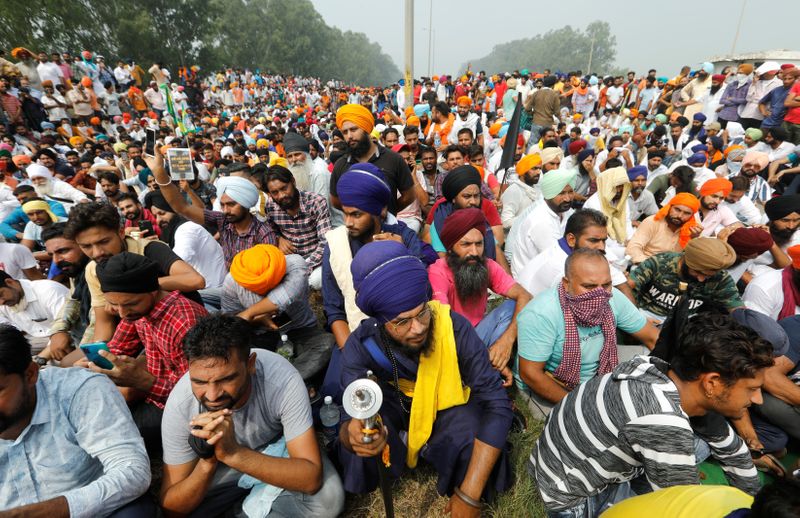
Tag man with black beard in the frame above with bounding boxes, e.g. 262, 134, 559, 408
263, 166, 331, 290
0, 325, 153, 517
330, 103, 415, 216
429, 208, 530, 371
626, 166, 658, 225
500, 153, 542, 229
337, 240, 514, 512
748, 195, 800, 273
36, 223, 91, 363
419, 146, 439, 219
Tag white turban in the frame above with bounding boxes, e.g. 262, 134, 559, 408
216, 176, 259, 209
540, 147, 564, 166
26, 164, 53, 180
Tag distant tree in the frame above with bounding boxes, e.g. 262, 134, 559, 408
465, 21, 617, 76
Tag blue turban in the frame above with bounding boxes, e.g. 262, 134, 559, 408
700, 62, 714, 74
693, 113, 707, 122
540, 169, 578, 199
413, 103, 431, 118
351, 241, 430, 323
589, 76, 598, 85
691, 144, 708, 154
627, 165, 648, 182
337, 163, 391, 216
217, 175, 259, 208
577, 148, 595, 162
687, 152, 707, 165
618, 125, 634, 135
137, 167, 153, 186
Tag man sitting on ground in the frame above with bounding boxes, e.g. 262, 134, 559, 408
626, 192, 701, 264
223, 244, 333, 387
517, 248, 658, 419
531, 314, 770, 515
160, 314, 345, 517
0, 269, 68, 353
83, 253, 207, 451
0, 325, 153, 517
429, 208, 531, 379
338, 241, 514, 514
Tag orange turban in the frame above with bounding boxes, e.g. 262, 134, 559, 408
80, 77, 93, 88
404, 106, 415, 118
336, 103, 374, 133
654, 193, 700, 249
69, 136, 86, 148
230, 245, 287, 295
516, 154, 542, 174
406, 115, 420, 127
789, 245, 800, 269
432, 75, 439, 81
489, 122, 503, 137
723, 145, 744, 158
699, 178, 733, 197
12, 155, 31, 167
456, 96, 472, 107
89, 116, 101, 126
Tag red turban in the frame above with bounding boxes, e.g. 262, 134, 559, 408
439, 208, 487, 251
711, 74, 726, 82
699, 178, 733, 197
727, 227, 774, 258
654, 193, 700, 248
567, 139, 588, 156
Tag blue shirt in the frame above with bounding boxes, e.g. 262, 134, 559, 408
321, 221, 437, 327
0, 199, 67, 240
515, 287, 646, 387
0, 368, 150, 517
341, 310, 513, 450
760, 85, 791, 128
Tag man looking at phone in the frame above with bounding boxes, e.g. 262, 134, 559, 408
159, 314, 345, 517
0, 325, 154, 517
83, 252, 207, 452
118, 192, 162, 238
222, 244, 333, 387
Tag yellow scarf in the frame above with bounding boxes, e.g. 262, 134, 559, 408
596, 167, 631, 243
394, 300, 471, 468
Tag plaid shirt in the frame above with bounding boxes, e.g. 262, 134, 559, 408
108, 291, 208, 409
204, 208, 276, 268
266, 191, 331, 270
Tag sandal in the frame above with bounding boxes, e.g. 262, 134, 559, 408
753, 453, 786, 478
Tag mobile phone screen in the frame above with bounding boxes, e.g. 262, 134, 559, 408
145, 128, 157, 157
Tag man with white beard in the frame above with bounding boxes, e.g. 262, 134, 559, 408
284, 131, 329, 198
25, 164, 88, 211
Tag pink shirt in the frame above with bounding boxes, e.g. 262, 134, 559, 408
429, 257, 516, 326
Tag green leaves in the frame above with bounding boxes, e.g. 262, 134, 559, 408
0, 0, 400, 84
465, 21, 618, 75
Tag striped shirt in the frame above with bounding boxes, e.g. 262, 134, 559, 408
265, 190, 331, 271
530, 356, 759, 511
727, 172, 772, 206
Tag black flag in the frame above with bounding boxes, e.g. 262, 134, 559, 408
499, 92, 523, 186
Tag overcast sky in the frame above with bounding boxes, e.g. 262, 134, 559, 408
311, 0, 798, 78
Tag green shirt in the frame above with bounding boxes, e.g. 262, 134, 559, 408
630, 252, 743, 318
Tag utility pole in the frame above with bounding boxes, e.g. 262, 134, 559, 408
404, 0, 414, 102
427, 0, 433, 77
587, 35, 595, 75
731, 0, 747, 55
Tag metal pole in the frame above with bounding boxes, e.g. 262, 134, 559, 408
730, 0, 747, 55
431, 29, 435, 75
404, 0, 414, 103
427, 0, 433, 77
587, 35, 595, 75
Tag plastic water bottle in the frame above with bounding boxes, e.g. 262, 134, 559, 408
320, 396, 340, 448
277, 334, 294, 360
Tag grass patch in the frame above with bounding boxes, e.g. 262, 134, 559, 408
343, 391, 548, 517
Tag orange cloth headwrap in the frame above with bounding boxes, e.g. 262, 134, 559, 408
406, 116, 420, 127
654, 193, 701, 249
80, 77, 93, 88
699, 178, 733, 197
336, 104, 374, 133
788, 245, 800, 269
515, 154, 542, 174
456, 96, 472, 107
230, 245, 287, 295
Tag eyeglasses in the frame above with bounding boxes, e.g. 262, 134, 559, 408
388, 304, 432, 333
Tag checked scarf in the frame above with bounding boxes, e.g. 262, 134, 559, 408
553, 284, 618, 389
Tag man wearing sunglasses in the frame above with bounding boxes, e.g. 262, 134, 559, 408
337, 240, 513, 518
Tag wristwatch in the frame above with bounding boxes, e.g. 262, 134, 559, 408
32, 355, 47, 367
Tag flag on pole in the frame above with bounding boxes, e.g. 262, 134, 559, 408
499, 92, 522, 185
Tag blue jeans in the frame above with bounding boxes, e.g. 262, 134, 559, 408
475, 299, 516, 347
545, 481, 635, 518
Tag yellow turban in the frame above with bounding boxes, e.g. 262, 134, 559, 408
456, 96, 472, 107
69, 136, 85, 148
336, 103, 374, 133
406, 116, 420, 127
22, 200, 57, 223
516, 154, 542, 174
256, 138, 269, 149
230, 245, 287, 295
268, 151, 287, 168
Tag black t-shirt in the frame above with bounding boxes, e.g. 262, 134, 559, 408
330, 145, 414, 215
142, 240, 204, 306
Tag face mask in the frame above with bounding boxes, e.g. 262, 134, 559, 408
736, 73, 749, 84
727, 161, 742, 174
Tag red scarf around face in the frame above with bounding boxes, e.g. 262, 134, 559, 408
779, 266, 800, 320
553, 284, 619, 389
